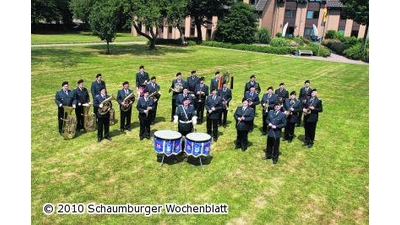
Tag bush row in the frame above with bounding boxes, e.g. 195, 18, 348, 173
202, 41, 296, 55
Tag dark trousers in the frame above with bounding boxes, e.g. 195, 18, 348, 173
236, 130, 249, 148
97, 116, 110, 139
57, 107, 65, 134
207, 117, 219, 138
179, 123, 193, 152
219, 109, 228, 126
297, 111, 303, 126
284, 122, 296, 140
196, 102, 205, 123
151, 102, 158, 123
262, 114, 268, 133
120, 107, 132, 130
266, 136, 280, 159
304, 122, 317, 144
75, 106, 84, 130
171, 98, 177, 120
139, 115, 151, 138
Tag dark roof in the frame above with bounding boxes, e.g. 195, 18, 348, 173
255, 0, 268, 11
326, 0, 343, 8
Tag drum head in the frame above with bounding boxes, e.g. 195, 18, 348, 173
154, 130, 182, 140
186, 132, 211, 142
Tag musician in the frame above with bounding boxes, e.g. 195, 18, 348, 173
186, 70, 200, 94
145, 76, 161, 125
205, 89, 222, 142
94, 87, 112, 142
194, 76, 209, 124
72, 79, 90, 132
275, 82, 289, 102
298, 80, 312, 127
117, 81, 134, 132
244, 74, 261, 95
283, 91, 301, 143
210, 71, 220, 91
261, 87, 278, 135
234, 98, 255, 151
55, 81, 74, 134
137, 89, 154, 140
169, 72, 186, 122
244, 86, 260, 111
176, 87, 195, 106
263, 104, 287, 164
136, 65, 149, 97
174, 97, 197, 142
218, 82, 232, 128
302, 89, 323, 148
91, 73, 106, 118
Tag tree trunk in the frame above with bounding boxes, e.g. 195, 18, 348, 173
363, 23, 369, 48
194, 17, 203, 44
133, 23, 157, 50
106, 41, 110, 54
177, 25, 186, 45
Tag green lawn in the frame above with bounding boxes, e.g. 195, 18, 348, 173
31, 43, 369, 224
31, 32, 147, 45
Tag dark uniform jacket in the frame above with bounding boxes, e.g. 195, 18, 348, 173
145, 83, 161, 100
244, 81, 261, 95
91, 80, 106, 99
218, 88, 232, 107
170, 79, 187, 99
210, 78, 219, 92
303, 97, 323, 123
117, 88, 134, 107
186, 76, 200, 93
261, 93, 279, 114
176, 93, 195, 106
205, 95, 222, 119
176, 104, 196, 132
275, 88, 289, 100
136, 71, 149, 88
55, 89, 74, 107
244, 91, 260, 107
299, 86, 312, 104
283, 98, 302, 123
266, 110, 287, 138
136, 97, 154, 118
94, 94, 112, 118
234, 106, 255, 131
194, 83, 209, 102
72, 87, 90, 106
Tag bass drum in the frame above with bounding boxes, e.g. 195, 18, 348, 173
184, 132, 211, 157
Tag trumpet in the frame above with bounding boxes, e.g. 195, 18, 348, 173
285, 100, 295, 118
222, 99, 228, 110
304, 99, 314, 115
263, 100, 269, 113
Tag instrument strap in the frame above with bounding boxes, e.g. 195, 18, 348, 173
180, 105, 189, 120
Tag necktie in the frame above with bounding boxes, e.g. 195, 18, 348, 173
152, 83, 155, 88
268, 94, 271, 98
243, 107, 246, 112
65, 91, 68, 95
125, 89, 128, 95
275, 111, 278, 116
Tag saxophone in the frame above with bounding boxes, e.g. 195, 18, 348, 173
83, 103, 96, 131
121, 91, 135, 112
62, 106, 77, 139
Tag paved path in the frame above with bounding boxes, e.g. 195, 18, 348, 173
32, 42, 368, 65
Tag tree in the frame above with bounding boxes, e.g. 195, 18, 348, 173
166, 0, 189, 45
214, 2, 258, 44
340, 0, 369, 42
89, 1, 118, 54
31, 0, 73, 26
187, 0, 233, 43
69, 0, 94, 25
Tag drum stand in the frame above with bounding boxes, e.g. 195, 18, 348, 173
160, 154, 165, 166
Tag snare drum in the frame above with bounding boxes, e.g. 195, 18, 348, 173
154, 130, 182, 157
185, 132, 211, 157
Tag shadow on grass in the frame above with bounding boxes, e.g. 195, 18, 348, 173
31, 48, 94, 67
86, 44, 196, 56
156, 154, 185, 165
186, 155, 214, 166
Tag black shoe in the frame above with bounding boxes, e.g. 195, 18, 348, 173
140, 136, 144, 140
145, 136, 150, 140
273, 158, 278, 164
296, 124, 300, 127
288, 139, 292, 143
308, 144, 313, 148
97, 138, 102, 142
105, 136, 112, 141
262, 156, 272, 160
223, 124, 227, 128
241, 147, 247, 151
262, 132, 266, 135
302, 143, 309, 147
213, 137, 218, 142
235, 146, 240, 149
170, 118, 174, 122
120, 128, 124, 132
127, 128, 131, 131
282, 138, 287, 141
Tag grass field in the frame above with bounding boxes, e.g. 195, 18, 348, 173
31, 32, 147, 45
31, 42, 369, 224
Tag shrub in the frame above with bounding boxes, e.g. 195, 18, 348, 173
322, 39, 348, 55
293, 36, 305, 46
202, 41, 295, 55
276, 32, 282, 38
270, 37, 289, 47
300, 43, 331, 57
255, 28, 271, 44
344, 43, 369, 61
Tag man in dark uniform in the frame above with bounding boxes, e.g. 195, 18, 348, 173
302, 89, 323, 148
263, 104, 287, 164
136, 65, 149, 97
137, 89, 154, 140
218, 82, 232, 128
261, 86, 278, 135
94, 88, 112, 142
145, 76, 161, 124
234, 98, 255, 151
194, 76, 209, 124
176, 87, 195, 106
55, 81, 74, 134
91, 73, 106, 118
72, 79, 90, 132
244, 74, 261, 95
169, 72, 186, 121
186, 70, 200, 94
205, 89, 222, 142
117, 81, 134, 132
244, 86, 260, 111
174, 97, 197, 152
275, 82, 289, 102
283, 91, 301, 143
298, 80, 312, 126
210, 71, 220, 92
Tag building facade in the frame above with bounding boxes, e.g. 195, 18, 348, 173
131, 0, 367, 41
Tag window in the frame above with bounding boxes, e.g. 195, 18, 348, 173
306, 10, 319, 19
285, 10, 296, 18
351, 30, 359, 37
304, 27, 313, 36
168, 26, 173, 34
338, 30, 345, 35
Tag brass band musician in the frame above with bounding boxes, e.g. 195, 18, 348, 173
283, 91, 301, 143
117, 81, 134, 132
94, 87, 112, 142
145, 76, 161, 125
194, 76, 209, 124
169, 72, 186, 122
218, 82, 232, 128
261, 86, 278, 135
72, 79, 90, 132
136, 65, 149, 97
55, 81, 74, 135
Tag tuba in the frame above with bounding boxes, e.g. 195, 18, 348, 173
83, 103, 96, 131
98, 95, 114, 115
62, 106, 77, 139
149, 89, 160, 100
121, 91, 135, 112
